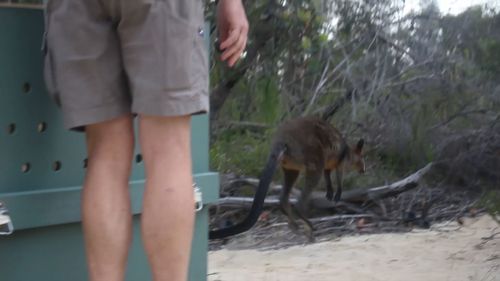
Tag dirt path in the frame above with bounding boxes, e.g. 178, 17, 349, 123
208, 215, 500, 281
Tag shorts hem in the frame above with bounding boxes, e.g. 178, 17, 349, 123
63, 101, 131, 132
132, 93, 209, 118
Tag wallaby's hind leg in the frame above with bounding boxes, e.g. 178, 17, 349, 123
324, 169, 334, 201
280, 168, 300, 232
296, 169, 322, 242
334, 167, 344, 202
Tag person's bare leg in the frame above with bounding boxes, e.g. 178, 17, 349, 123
82, 115, 135, 281
139, 115, 195, 281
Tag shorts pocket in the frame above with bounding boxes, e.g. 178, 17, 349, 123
162, 17, 196, 90
43, 45, 61, 107
42, 9, 62, 107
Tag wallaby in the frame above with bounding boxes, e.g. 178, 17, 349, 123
209, 116, 365, 241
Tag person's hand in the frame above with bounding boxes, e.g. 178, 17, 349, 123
217, 0, 249, 67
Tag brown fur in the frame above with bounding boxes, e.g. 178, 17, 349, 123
209, 116, 365, 240
272, 117, 365, 241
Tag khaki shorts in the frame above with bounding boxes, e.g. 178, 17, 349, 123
43, 0, 209, 131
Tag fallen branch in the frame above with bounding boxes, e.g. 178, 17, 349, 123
209, 163, 489, 251
215, 195, 295, 208
223, 178, 299, 197
258, 214, 376, 231
338, 162, 433, 203
216, 163, 433, 209
310, 214, 376, 223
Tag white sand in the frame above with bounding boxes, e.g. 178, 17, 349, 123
208, 215, 500, 281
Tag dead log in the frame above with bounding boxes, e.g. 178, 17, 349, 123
309, 214, 376, 223
259, 214, 376, 229
215, 195, 295, 208
214, 163, 433, 210
310, 162, 433, 209
223, 178, 299, 197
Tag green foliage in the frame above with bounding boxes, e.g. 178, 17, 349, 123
301, 36, 312, 50
297, 8, 312, 23
478, 39, 500, 76
377, 146, 422, 175
318, 33, 329, 44
210, 129, 273, 176
477, 190, 500, 217
250, 78, 281, 123
208, 0, 500, 194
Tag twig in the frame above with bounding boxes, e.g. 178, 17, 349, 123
428, 109, 490, 131
310, 214, 377, 224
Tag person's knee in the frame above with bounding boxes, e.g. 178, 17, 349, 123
85, 115, 135, 169
139, 114, 191, 133
139, 115, 191, 155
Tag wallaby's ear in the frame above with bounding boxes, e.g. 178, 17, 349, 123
355, 139, 364, 153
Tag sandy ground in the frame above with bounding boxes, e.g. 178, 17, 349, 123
208, 215, 500, 281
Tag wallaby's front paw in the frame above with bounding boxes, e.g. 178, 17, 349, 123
334, 191, 341, 202
326, 191, 334, 201
304, 224, 315, 243
306, 227, 316, 243
287, 220, 300, 233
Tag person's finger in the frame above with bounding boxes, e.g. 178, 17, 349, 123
222, 23, 248, 62
221, 29, 246, 61
227, 37, 247, 67
235, 24, 248, 58
220, 28, 239, 50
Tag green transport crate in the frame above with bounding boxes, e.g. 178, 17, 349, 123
0, 6, 219, 281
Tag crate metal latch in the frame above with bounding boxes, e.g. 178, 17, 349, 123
193, 183, 203, 212
0, 202, 14, 235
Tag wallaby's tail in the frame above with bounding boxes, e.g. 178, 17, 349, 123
209, 142, 287, 240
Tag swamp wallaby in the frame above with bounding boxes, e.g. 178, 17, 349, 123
209, 116, 365, 240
